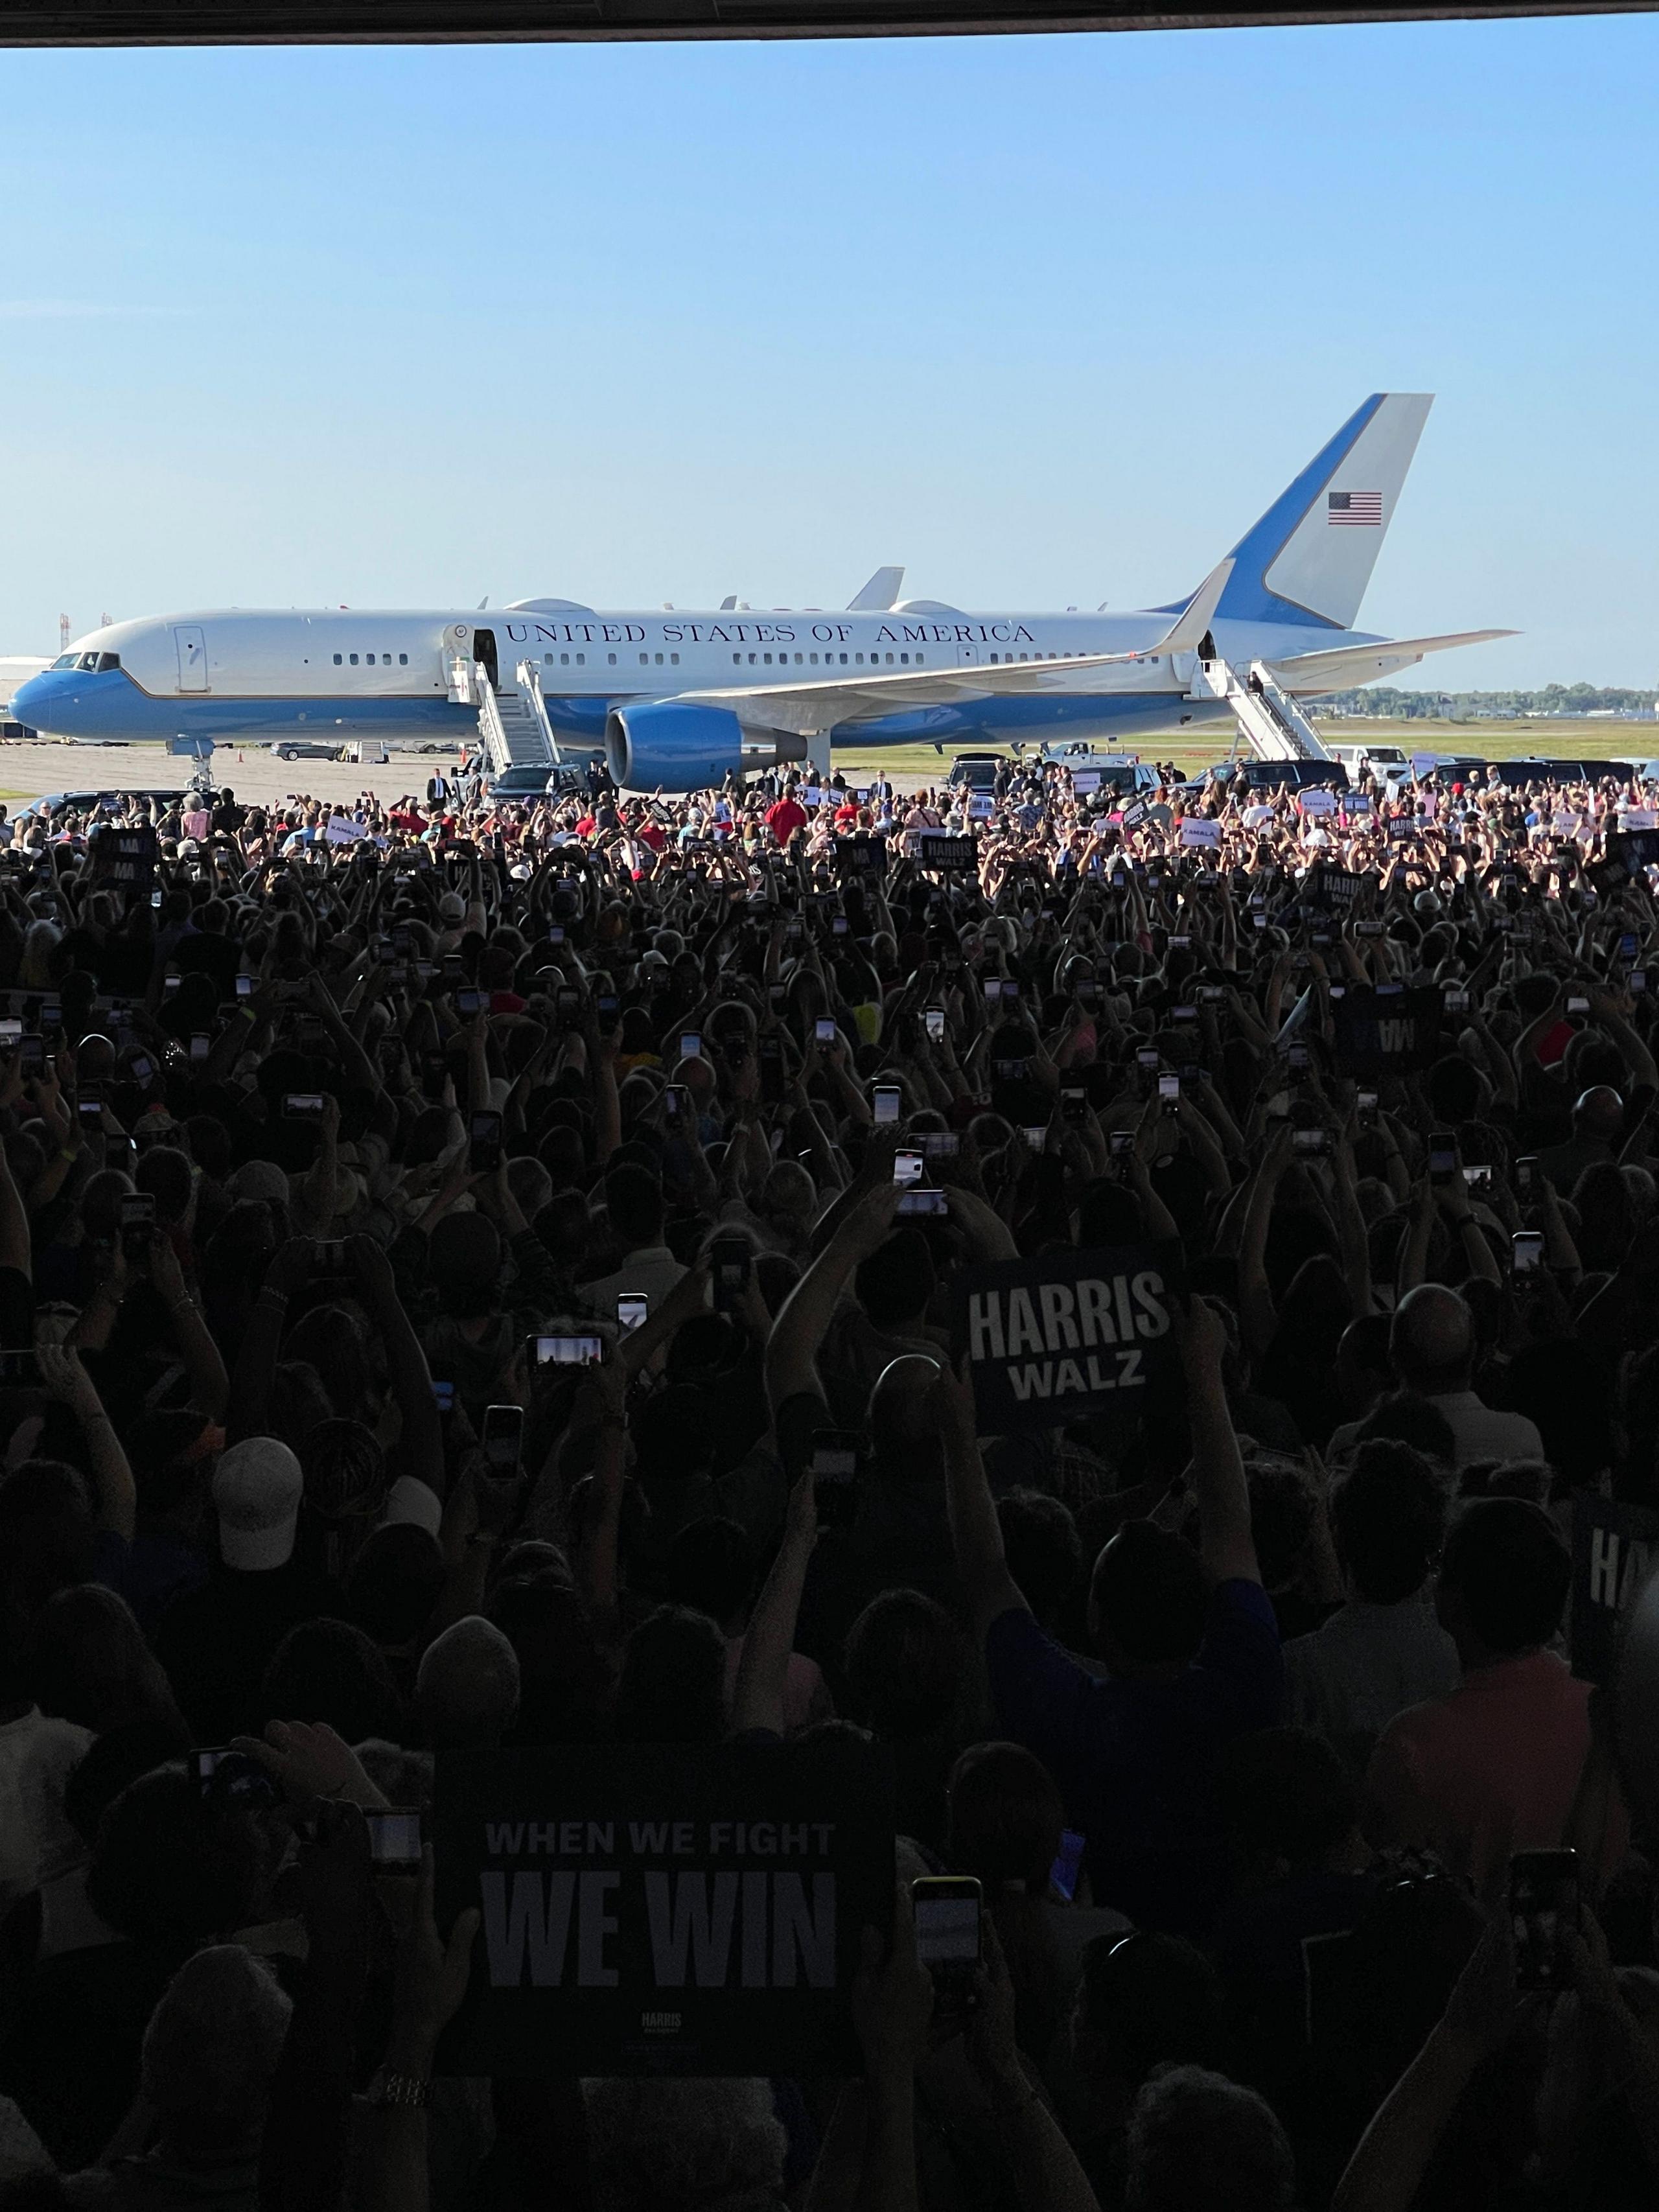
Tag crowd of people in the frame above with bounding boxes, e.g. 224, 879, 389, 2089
0, 743, 1655, 2211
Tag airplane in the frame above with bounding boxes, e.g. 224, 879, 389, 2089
12, 393, 1511, 793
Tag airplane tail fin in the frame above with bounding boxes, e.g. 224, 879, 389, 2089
1209, 393, 1433, 631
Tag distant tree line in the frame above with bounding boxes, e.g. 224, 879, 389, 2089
1317, 682, 1658, 718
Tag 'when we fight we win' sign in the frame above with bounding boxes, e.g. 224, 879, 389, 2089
434, 1741, 893, 2075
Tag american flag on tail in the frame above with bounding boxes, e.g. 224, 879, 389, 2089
1328, 490, 1383, 526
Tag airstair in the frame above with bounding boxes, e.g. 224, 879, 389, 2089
1189, 657, 1332, 763
469, 666, 555, 778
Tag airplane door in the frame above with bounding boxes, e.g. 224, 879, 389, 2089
958, 644, 979, 666
174, 625, 208, 691
474, 629, 500, 689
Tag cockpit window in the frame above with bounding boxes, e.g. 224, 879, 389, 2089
77, 653, 100, 670
52, 653, 77, 669
95, 653, 121, 672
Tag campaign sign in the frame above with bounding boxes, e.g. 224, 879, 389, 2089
833, 835, 887, 877
433, 1740, 894, 2077
1597, 830, 1659, 887
1180, 818, 1222, 850
951, 1241, 1183, 1434
912, 833, 978, 872
88, 823, 157, 895
1331, 986, 1443, 1077
1071, 769, 1102, 795
325, 815, 367, 846
1306, 863, 1364, 914
1119, 797, 1148, 831
1572, 1495, 1659, 1685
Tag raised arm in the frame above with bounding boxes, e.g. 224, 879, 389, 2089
1179, 1292, 1260, 1585
764, 1180, 901, 1414
933, 1358, 1027, 1636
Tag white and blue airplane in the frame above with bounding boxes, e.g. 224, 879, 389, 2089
13, 393, 1510, 792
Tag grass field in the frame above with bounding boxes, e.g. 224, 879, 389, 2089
833, 716, 1659, 786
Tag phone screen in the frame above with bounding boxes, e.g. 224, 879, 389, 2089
896, 1188, 947, 1217
872, 1086, 901, 1126
531, 1335, 603, 1366
892, 1150, 923, 1187
679, 1032, 702, 1062
481, 1403, 526, 1470
1428, 1130, 1458, 1182
1157, 1074, 1180, 1107
468, 1110, 504, 1173
616, 1294, 648, 1336
912, 1880, 982, 1974
925, 1008, 946, 1041
1512, 1230, 1544, 1274
364, 1809, 423, 1868
814, 1018, 836, 1045
1049, 1829, 1086, 1905
1510, 1850, 1579, 1990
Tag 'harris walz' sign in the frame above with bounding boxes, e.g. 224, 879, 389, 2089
951, 1241, 1183, 1434
911, 833, 978, 872
833, 835, 888, 876
1331, 986, 1443, 1077
1306, 863, 1365, 914
87, 824, 157, 895
433, 1740, 893, 2077
1572, 1494, 1659, 1685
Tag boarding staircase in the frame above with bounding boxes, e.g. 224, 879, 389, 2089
461, 660, 557, 779
1189, 657, 1332, 764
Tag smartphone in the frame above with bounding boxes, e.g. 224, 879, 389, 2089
454, 986, 484, 1018
1633, 970, 1649, 994
1061, 1088, 1089, 1126
831, 915, 849, 938
616, 1293, 648, 1337
811, 1428, 861, 1531
1463, 1163, 1492, 1192
189, 1032, 211, 1064
922, 1130, 960, 1159
78, 1097, 104, 1128
680, 1032, 702, 1061
925, 1008, 946, 1042
1619, 931, 1639, 962
814, 1018, 837, 1045
892, 1150, 924, 1188
373, 937, 397, 966
1510, 1848, 1579, 1992
1428, 1130, 1458, 1183
467, 1109, 504, 1174
1512, 1229, 1545, 1275
283, 1093, 326, 1121
1515, 1154, 1537, 1193
17, 1034, 44, 1078
872, 1084, 901, 1127
235, 974, 253, 1000
555, 986, 582, 1029
983, 978, 1003, 1003
758, 1033, 784, 1105
896, 1187, 949, 1218
1136, 1048, 1159, 1075
311, 1240, 351, 1275
1108, 1129, 1134, 1158
1200, 984, 1225, 1004
189, 1747, 279, 1809
0, 1347, 40, 1386
431, 1379, 456, 1415
662, 1084, 691, 1124
364, 1808, 423, 1870
1356, 1089, 1378, 1123
911, 1875, 982, 1986
481, 1403, 526, 1472
1157, 1073, 1180, 1113
1286, 1043, 1310, 1075
528, 1334, 603, 1366
1294, 1128, 1330, 1156
1357, 920, 1386, 938
0, 1019, 20, 1046
1021, 1124, 1047, 1152
1566, 995, 1590, 1016
596, 992, 619, 1023
1172, 1005, 1197, 1024
41, 1000, 61, 1030
120, 1191, 156, 1244
711, 1233, 752, 1312
1444, 990, 1470, 1014
1049, 1829, 1086, 1905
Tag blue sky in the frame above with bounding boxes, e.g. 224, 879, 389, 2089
2, 16, 1655, 687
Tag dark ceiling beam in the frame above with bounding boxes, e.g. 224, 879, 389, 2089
0, 0, 1648, 42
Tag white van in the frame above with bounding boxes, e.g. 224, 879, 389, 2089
1327, 741, 1410, 786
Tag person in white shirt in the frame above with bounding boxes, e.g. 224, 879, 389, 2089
1285, 1441, 1461, 1775
1387, 1283, 1544, 1469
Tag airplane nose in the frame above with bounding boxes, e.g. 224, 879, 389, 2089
12, 673, 82, 734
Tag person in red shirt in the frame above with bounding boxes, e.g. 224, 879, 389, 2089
765, 790, 807, 844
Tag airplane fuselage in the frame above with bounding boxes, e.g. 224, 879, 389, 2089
14, 602, 1385, 753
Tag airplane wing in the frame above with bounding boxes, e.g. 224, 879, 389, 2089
669, 560, 1233, 738
1268, 628, 1516, 693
